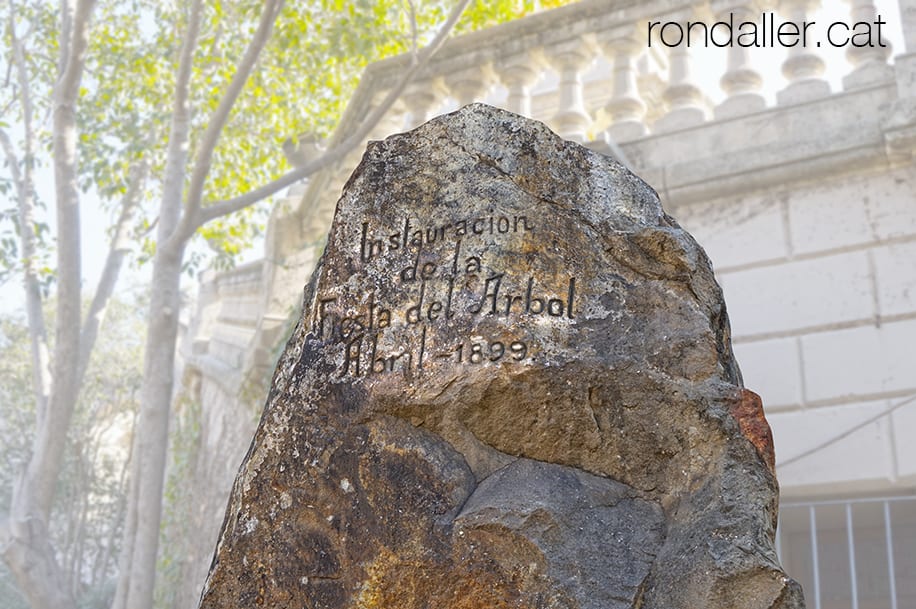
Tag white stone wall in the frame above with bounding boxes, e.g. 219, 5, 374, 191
679, 166, 916, 498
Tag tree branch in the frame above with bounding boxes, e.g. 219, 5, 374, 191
190, 0, 473, 231
0, 516, 9, 555
405, 0, 419, 56
0, 129, 20, 187
155, 0, 203, 250
56, 0, 95, 105
77, 156, 151, 388
110, 5, 203, 602
57, 0, 74, 78
3, 3, 51, 421
164, 0, 286, 254
0, 128, 50, 422
27, 0, 96, 523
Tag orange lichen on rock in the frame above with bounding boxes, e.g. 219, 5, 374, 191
729, 389, 776, 473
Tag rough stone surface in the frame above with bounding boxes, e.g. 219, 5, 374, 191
198, 104, 804, 609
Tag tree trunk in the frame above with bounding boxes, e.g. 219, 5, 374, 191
78, 157, 150, 386
123, 243, 184, 609
3, 518, 75, 609
94, 437, 131, 590
110, 431, 139, 609
2, 1, 95, 607
117, 2, 200, 604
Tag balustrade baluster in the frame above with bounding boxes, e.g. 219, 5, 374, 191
402, 79, 446, 129
598, 26, 648, 142
902, 0, 916, 53
654, 16, 709, 132
548, 38, 597, 142
445, 65, 496, 107
777, 0, 830, 104
497, 53, 542, 116
712, 1, 767, 118
367, 92, 407, 141
843, 0, 894, 89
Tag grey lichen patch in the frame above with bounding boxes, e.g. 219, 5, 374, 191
199, 104, 804, 609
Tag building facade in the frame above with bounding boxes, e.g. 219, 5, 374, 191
176, 1, 916, 607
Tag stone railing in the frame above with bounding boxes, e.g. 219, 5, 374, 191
184, 260, 265, 386
281, 0, 912, 238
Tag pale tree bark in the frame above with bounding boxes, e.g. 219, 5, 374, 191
1, 0, 51, 426
27, 0, 93, 526
119, 1, 471, 607
1, 0, 96, 608
77, 156, 151, 386
70, 132, 151, 609
0, 128, 51, 418
4, 0, 150, 600
109, 428, 139, 609
120, 0, 204, 606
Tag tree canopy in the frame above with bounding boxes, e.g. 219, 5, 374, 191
4, 0, 563, 272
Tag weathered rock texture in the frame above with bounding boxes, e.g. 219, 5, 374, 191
198, 104, 804, 609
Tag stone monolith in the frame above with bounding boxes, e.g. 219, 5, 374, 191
198, 104, 804, 609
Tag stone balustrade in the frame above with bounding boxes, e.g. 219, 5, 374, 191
324, 0, 905, 146
280, 0, 912, 241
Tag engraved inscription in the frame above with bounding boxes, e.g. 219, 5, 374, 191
359, 214, 534, 263
314, 213, 578, 379
468, 274, 575, 319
